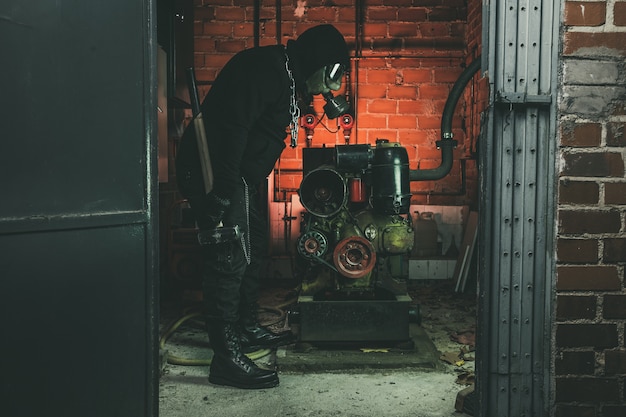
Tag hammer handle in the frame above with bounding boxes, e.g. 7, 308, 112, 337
186, 67, 214, 194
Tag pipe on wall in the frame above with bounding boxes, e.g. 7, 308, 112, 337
410, 56, 481, 181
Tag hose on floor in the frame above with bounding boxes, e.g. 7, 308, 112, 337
159, 301, 294, 366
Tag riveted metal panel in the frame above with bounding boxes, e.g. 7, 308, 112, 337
479, 0, 560, 416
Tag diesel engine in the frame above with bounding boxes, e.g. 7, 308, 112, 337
295, 139, 416, 344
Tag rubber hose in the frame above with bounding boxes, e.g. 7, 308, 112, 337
159, 311, 272, 366
409, 56, 482, 181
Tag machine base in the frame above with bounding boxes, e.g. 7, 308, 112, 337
297, 293, 412, 343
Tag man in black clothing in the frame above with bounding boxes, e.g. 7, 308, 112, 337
176, 24, 350, 389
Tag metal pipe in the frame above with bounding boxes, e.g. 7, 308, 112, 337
410, 56, 481, 181
353, 0, 364, 144
253, 0, 260, 48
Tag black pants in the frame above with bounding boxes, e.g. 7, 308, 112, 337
189, 179, 266, 323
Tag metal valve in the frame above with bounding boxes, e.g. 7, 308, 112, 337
301, 109, 318, 147
338, 113, 354, 144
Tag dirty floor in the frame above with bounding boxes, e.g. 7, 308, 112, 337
158, 280, 477, 417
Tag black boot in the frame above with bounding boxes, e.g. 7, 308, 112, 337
239, 304, 295, 351
208, 321, 279, 389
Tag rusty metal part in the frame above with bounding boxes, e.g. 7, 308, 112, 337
332, 236, 376, 279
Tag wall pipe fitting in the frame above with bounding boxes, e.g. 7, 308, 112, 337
409, 56, 482, 181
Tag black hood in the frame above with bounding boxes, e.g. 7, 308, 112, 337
286, 24, 350, 86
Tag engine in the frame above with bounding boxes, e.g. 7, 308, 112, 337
295, 139, 416, 344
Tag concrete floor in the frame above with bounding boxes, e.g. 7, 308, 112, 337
158, 280, 476, 417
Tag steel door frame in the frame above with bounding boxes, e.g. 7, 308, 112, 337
478, 1, 561, 416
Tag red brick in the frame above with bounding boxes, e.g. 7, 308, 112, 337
356, 85, 388, 99
357, 114, 387, 129
195, 6, 215, 21
362, 22, 388, 37
388, 85, 418, 99
403, 68, 432, 83
368, 99, 398, 114
194, 38, 216, 53
615, 3, 626, 26
214, 6, 246, 21
367, 69, 399, 84
215, 40, 246, 53
194, 54, 205, 68
434, 68, 463, 83
605, 182, 626, 205
233, 23, 254, 38
418, 115, 443, 129
368, 7, 399, 21
557, 295, 597, 320
389, 23, 418, 37
564, 32, 626, 56
450, 22, 466, 37
603, 238, 626, 263
418, 84, 450, 100
337, 7, 356, 22
557, 238, 599, 263
389, 58, 424, 69
607, 122, 625, 146
557, 266, 621, 291
605, 350, 626, 375
604, 295, 626, 319
306, 7, 338, 21
398, 8, 428, 22
367, 130, 399, 143
560, 122, 602, 147
398, 100, 433, 116
557, 324, 618, 348
203, 54, 232, 69
564, 1, 606, 26
559, 210, 622, 234
556, 377, 621, 402
419, 22, 450, 37
389, 115, 417, 129
203, 22, 233, 36
371, 38, 404, 52
556, 350, 595, 374
559, 180, 599, 205
561, 152, 624, 177
429, 7, 465, 22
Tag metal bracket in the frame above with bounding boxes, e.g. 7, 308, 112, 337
495, 91, 552, 106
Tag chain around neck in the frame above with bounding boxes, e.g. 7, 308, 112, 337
284, 48, 300, 148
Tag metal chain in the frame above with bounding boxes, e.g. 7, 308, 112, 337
240, 177, 251, 265
284, 48, 300, 148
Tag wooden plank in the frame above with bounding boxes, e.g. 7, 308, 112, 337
453, 211, 478, 293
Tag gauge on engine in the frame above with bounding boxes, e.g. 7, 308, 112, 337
363, 224, 377, 241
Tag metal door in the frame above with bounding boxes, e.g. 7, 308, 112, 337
0, 1, 159, 416
478, 1, 561, 416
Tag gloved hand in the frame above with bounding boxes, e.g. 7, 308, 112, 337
202, 192, 231, 230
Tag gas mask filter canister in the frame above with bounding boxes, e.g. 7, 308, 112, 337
322, 63, 349, 119
323, 92, 349, 119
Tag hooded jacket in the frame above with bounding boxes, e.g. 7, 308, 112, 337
176, 25, 349, 202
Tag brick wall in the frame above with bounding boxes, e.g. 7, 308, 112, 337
192, 0, 481, 206
556, 1, 626, 416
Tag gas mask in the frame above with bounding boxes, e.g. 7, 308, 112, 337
305, 63, 350, 119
